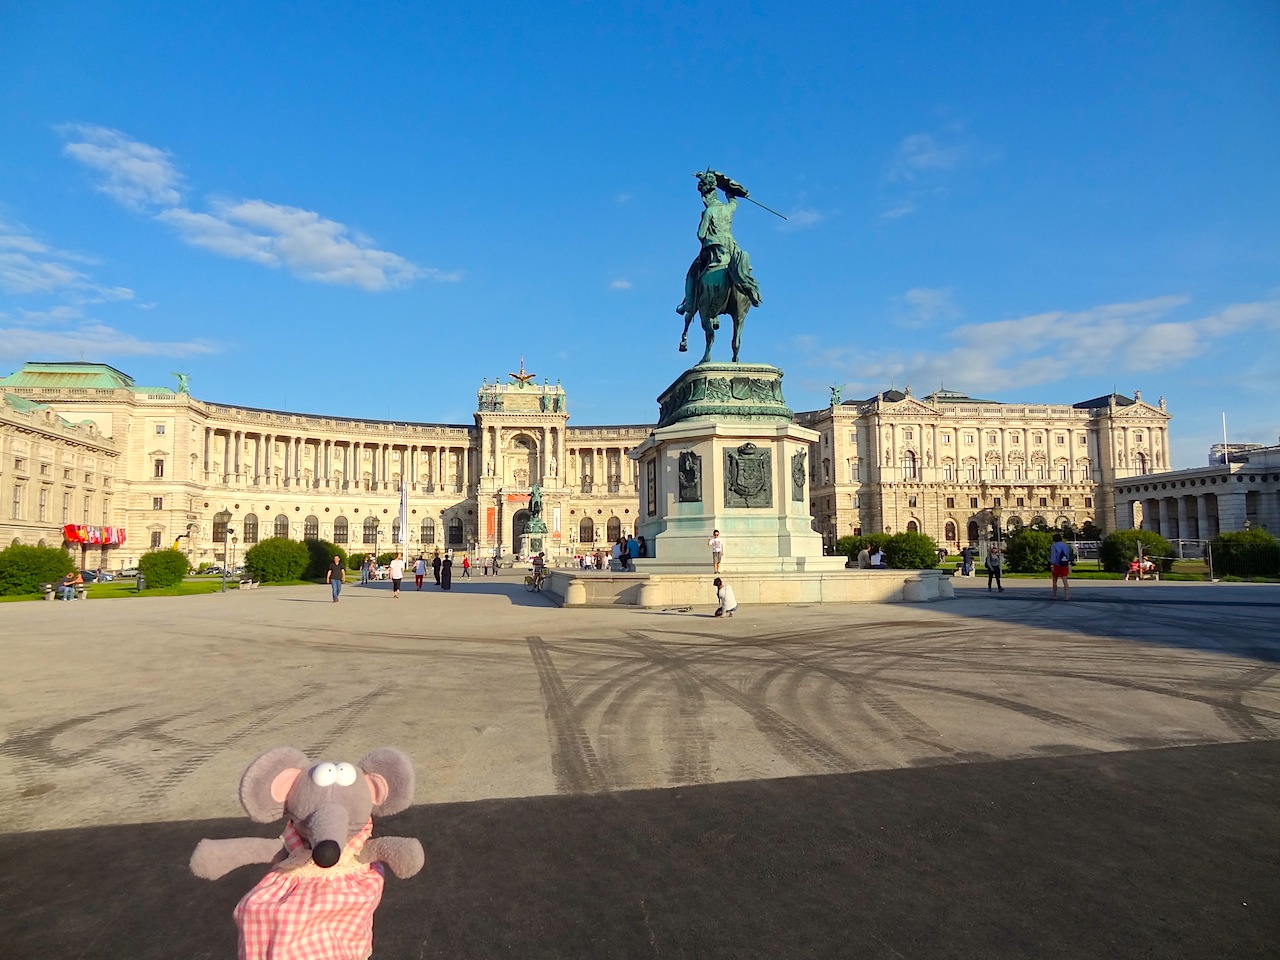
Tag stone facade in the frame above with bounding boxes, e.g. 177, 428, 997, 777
795, 387, 1173, 550
0, 390, 121, 564
0, 363, 1183, 567
1113, 443, 1280, 539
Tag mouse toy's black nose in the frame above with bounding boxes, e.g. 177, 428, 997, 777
312, 840, 341, 867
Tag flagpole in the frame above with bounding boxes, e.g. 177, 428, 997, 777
1222, 412, 1229, 465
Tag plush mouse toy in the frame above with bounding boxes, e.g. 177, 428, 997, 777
191, 746, 425, 960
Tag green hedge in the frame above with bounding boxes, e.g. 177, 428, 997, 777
0, 543, 75, 596
1100, 530, 1174, 574
1210, 529, 1280, 579
303, 539, 348, 580
883, 531, 941, 569
836, 534, 891, 561
138, 548, 190, 588
244, 537, 309, 582
1003, 529, 1053, 573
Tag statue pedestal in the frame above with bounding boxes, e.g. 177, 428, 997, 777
630, 363, 845, 574
519, 522, 548, 559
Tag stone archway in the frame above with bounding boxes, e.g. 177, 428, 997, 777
512, 509, 531, 544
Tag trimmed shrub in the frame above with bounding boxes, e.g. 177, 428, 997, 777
303, 539, 348, 581
1101, 530, 1174, 574
1211, 529, 1280, 579
0, 543, 75, 596
376, 552, 396, 565
244, 537, 309, 582
836, 533, 891, 562
883, 531, 941, 569
138, 548, 190, 588
1004, 529, 1053, 573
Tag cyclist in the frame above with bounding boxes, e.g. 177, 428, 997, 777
531, 551, 546, 587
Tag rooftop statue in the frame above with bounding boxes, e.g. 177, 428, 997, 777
678, 169, 779, 364
171, 372, 190, 394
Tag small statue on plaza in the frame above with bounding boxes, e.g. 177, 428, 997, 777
678, 169, 781, 364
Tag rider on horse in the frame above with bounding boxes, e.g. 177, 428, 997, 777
678, 170, 762, 324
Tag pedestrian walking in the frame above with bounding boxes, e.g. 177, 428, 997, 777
462, 555, 471, 578
985, 544, 1004, 592
360, 556, 371, 585
708, 530, 724, 573
713, 577, 737, 617
1050, 532, 1072, 601
441, 555, 453, 590
413, 556, 425, 590
432, 552, 442, 585
325, 555, 345, 602
389, 554, 405, 597
482, 555, 491, 576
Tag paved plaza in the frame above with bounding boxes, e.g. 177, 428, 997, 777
2, 575, 1278, 957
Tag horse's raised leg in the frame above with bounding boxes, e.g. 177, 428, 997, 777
699, 310, 715, 364
679, 312, 694, 353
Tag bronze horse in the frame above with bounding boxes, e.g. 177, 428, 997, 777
678, 262, 753, 364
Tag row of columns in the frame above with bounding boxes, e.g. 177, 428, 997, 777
567, 446, 637, 490
1117, 492, 1228, 539
203, 428, 476, 491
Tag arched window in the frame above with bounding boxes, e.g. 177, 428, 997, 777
945, 520, 957, 542
304, 515, 319, 540
1134, 452, 1148, 475
907, 520, 919, 533
420, 518, 435, 544
274, 514, 290, 539
363, 517, 378, 544
243, 513, 259, 544
579, 517, 595, 542
1008, 516, 1024, 532
333, 516, 348, 544
967, 520, 979, 543
900, 451, 918, 480
448, 518, 464, 545
607, 517, 622, 541
213, 510, 231, 543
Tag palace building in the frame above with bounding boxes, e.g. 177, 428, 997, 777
0, 361, 1175, 569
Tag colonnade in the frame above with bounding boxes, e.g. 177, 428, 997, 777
202, 427, 476, 492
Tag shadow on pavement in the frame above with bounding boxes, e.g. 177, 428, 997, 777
3, 741, 1276, 959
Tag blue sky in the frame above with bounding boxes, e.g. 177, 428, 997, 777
1, 0, 1277, 468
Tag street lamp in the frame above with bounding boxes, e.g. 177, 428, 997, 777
221, 527, 235, 593
991, 506, 1002, 548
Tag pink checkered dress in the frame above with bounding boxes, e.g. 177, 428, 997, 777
234, 820, 385, 960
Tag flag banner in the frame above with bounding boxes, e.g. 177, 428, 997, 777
398, 481, 409, 545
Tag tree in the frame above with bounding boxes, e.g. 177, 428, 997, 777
1080, 519, 1105, 541
883, 531, 941, 569
0, 543, 75, 596
1100, 530, 1174, 574
138, 548, 191, 588
1004, 528, 1053, 573
244, 537, 309, 582
836, 533, 891, 562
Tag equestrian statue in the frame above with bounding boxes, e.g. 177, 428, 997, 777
678, 169, 781, 363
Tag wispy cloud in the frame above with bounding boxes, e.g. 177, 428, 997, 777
879, 200, 916, 221
879, 121, 997, 221
610, 279, 633, 290
0, 220, 134, 303
896, 287, 960, 328
801, 296, 1280, 396
59, 125, 453, 291
884, 132, 969, 183
779, 208, 824, 231
58, 123, 185, 210
0, 322, 216, 361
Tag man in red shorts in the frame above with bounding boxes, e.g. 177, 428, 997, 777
1050, 532, 1072, 601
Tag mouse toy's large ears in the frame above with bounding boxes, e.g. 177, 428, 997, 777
239, 746, 310, 823
358, 747, 416, 816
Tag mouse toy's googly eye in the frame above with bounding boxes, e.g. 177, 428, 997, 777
335, 762, 358, 787
310, 762, 338, 787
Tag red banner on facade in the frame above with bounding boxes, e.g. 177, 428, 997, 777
486, 507, 496, 538
505, 494, 530, 503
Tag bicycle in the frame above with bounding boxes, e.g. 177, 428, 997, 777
524, 568, 547, 592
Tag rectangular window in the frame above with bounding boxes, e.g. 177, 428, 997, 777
969, 497, 979, 509
941, 434, 952, 444
1085, 497, 1093, 508
1013, 465, 1024, 480
946, 497, 955, 508
150, 530, 163, 549
908, 495, 918, 508
1011, 434, 1020, 444
1039, 497, 1049, 507
1056, 435, 1066, 445
85, 472, 92, 484
1078, 434, 1087, 445
155, 423, 166, 435
62, 493, 70, 523
154, 459, 165, 478
993, 497, 1002, 507
852, 495, 860, 508
83, 495, 90, 520
1062, 497, 1071, 507
989, 466, 999, 480
903, 429, 913, 441
64, 468, 73, 480
39, 463, 50, 476
986, 432, 997, 445
152, 496, 164, 510
1059, 465, 1068, 480
14, 458, 25, 472
964, 433, 975, 445
966, 463, 977, 480
213, 519, 227, 543
1017, 497, 1025, 507
38, 487, 47, 521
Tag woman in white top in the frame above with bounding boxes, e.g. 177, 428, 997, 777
708, 530, 724, 573
713, 577, 736, 617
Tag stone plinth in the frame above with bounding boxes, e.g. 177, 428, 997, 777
630, 363, 844, 573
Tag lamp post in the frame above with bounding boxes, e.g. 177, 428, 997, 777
221, 527, 235, 593
991, 506, 1002, 549
230, 535, 239, 586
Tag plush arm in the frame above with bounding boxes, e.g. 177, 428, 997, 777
190, 837, 283, 880
359, 836, 424, 879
